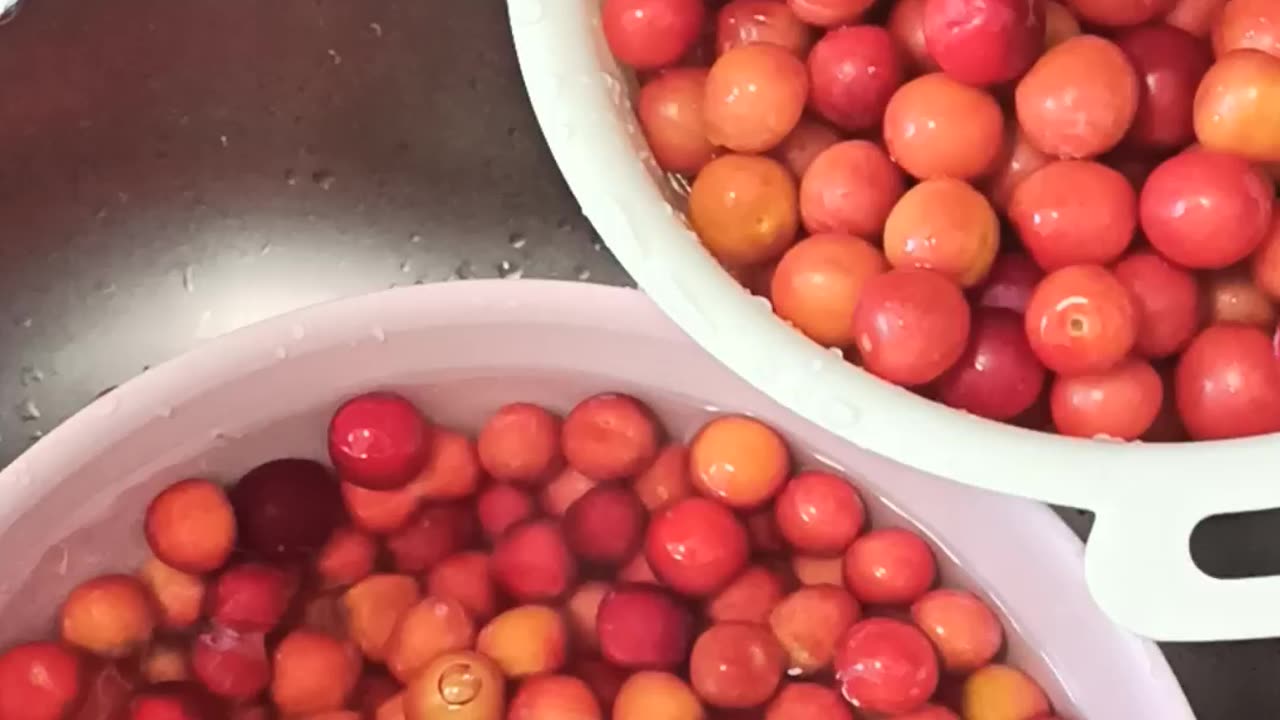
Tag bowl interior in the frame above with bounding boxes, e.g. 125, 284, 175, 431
0, 280, 1185, 718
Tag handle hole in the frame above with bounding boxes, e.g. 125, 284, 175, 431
1192, 509, 1280, 579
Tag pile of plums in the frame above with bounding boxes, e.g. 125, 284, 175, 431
0, 390, 1061, 719
608, 0, 1280, 443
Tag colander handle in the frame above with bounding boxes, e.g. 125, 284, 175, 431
1086, 481, 1280, 642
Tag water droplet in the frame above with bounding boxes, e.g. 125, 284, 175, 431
54, 544, 69, 575
28, 430, 43, 442
368, 21, 383, 37
274, 346, 289, 360
599, 71, 628, 107
508, 232, 527, 250
19, 366, 43, 386
821, 397, 862, 429
260, 241, 273, 255
370, 326, 387, 343
194, 309, 216, 339
327, 48, 342, 64
18, 399, 41, 421
496, 260, 523, 279
590, 236, 605, 251
575, 266, 591, 281
556, 216, 573, 231
313, 170, 336, 190
180, 265, 196, 293
155, 406, 174, 419
284, 169, 297, 186
18, 317, 32, 328
635, 146, 658, 173
0, 0, 23, 25
399, 259, 412, 273
667, 172, 692, 197
219, 135, 229, 148
451, 261, 474, 280
89, 394, 119, 417
96, 280, 116, 295
290, 324, 305, 340
557, 120, 579, 144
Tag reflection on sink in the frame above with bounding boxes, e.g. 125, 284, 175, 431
0, 0, 626, 464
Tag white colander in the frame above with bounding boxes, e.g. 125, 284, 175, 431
509, 0, 1280, 642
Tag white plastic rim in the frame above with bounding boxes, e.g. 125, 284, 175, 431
509, 0, 1280, 642
0, 280, 1189, 719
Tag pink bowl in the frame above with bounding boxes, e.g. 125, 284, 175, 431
0, 280, 1189, 718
